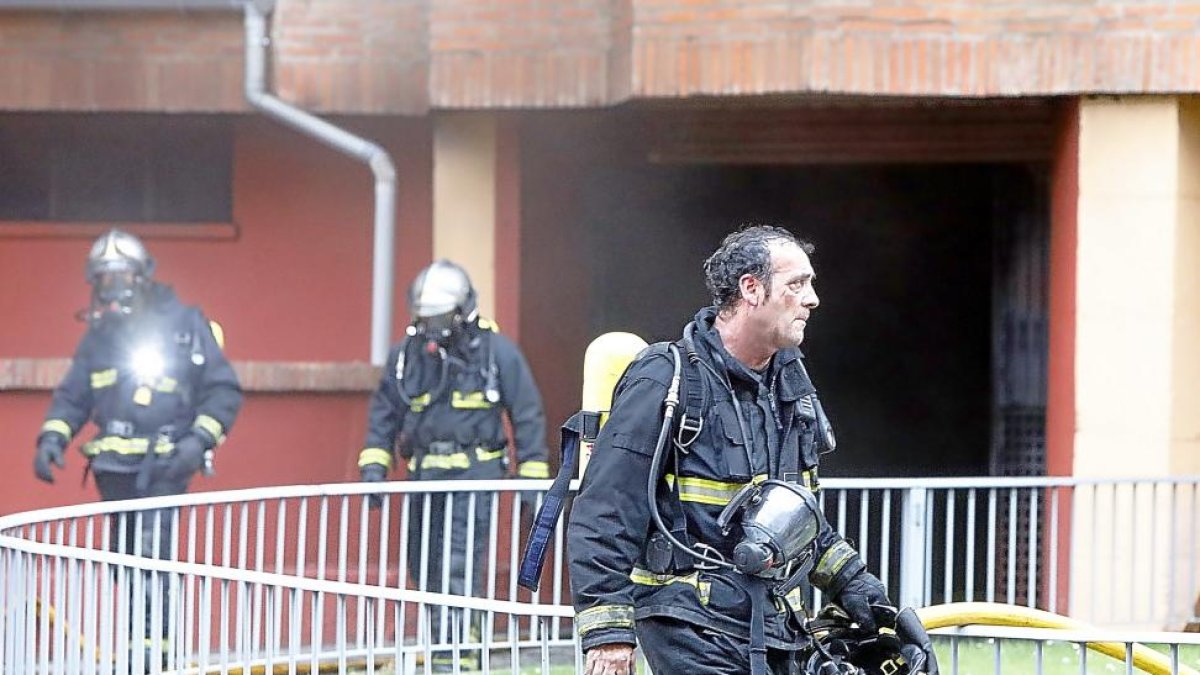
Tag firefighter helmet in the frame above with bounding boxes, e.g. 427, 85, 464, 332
86, 229, 155, 284
407, 259, 478, 340
802, 605, 937, 675
85, 229, 155, 318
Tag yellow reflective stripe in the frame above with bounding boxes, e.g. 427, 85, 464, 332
575, 604, 634, 635
90, 369, 117, 389
451, 391, 494, 409
517, 460, 549, 478
811, 540, 858, 588
155, 377, 177, 393
358, 447, 393, 469
476, 447, 505, 462
664, 473, 768, 506
40, 419, 73, 439
629, 568, 711, 605
410, 392, 431, 413
477, 317, 499, 332
82, 436, 174, 456
783, 586, 807, 613
193, 414, 224, 441
417, 453, 471, 470
208, 320, 225, 349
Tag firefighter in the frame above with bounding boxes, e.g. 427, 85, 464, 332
357, 259, 548, 671
34, 228, 242, 668
568, 226, 893, 675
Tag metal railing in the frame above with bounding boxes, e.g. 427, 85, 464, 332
0, 476, 1197, 673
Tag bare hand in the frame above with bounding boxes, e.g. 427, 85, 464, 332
585, 643, 637, 675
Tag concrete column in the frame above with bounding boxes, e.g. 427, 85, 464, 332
433, 113, 497, 319
1076, 97, 1180, 478
1071, 96, 1200, 628
1171, 99, 1200, 475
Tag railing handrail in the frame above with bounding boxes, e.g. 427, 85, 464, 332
6, 474, 1200, 531
933, 623, 1200, 644
0, 533, 576, 618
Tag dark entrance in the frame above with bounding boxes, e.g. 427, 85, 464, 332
520, 104, 1052, 479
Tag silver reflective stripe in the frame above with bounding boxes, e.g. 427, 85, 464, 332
575, 604, 634, 635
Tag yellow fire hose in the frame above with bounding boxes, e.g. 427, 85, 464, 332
916, 602, 1199, 675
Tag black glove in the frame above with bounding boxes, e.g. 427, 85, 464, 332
833, 570, 890, 632
896, 607, 939, 674
34, 434, 66, 484
160, 434, 208, 484
360, 463, 388, 509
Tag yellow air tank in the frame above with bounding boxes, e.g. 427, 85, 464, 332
579, 332, 649, 477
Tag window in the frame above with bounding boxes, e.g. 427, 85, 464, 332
0, 113, 233, 224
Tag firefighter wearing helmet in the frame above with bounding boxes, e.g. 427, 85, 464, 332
34, 228, 242, 669
357, 259, 549, 672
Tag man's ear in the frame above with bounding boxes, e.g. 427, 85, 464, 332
739, 274, 762, 307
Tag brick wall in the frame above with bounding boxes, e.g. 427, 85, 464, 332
0, 12, 244, 111
3, 1, 1200, 111
273, 0, 427, 113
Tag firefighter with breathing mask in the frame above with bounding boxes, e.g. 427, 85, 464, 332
34, 228, 242, 669
357, 259, 549, 672
567, 226, 937, 675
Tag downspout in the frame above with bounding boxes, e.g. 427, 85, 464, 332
244, 1, 396, 365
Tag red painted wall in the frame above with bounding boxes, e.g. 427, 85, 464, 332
0, 114, 433, 515
1045, 98, 1080, 611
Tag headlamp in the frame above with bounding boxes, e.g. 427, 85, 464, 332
131, 345, 165, 384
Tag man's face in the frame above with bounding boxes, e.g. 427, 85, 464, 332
94, 270, 137, 307
751, 241, 820, 350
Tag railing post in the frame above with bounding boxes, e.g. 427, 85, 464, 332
899, 487, 928, 609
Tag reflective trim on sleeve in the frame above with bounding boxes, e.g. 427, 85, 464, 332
517, 460, 549, 478
476, 447, 506, 463
192, 414, 225, 441
82, 436, 174, 457
575, 604, 635, 636
358, 447, 393, 469
40, 419, 73, 439
811, 540, 859, 589
476, 317, 499, 332
451, 391, 494, 409
90, 369, 117, 389
664, 473, 768, 506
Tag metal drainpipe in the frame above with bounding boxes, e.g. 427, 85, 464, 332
244, 2, 397, 365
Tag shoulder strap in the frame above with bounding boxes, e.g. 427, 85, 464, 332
673, 337, 705, 450
518, 410, 596, 591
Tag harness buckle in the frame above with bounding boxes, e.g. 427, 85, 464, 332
674, 414, 703, 451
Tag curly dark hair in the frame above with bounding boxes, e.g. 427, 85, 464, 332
703, 225, 815, 312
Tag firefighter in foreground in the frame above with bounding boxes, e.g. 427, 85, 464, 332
34, 228, 242, 667
357, 259, 549, 671
568, 226, 934, 675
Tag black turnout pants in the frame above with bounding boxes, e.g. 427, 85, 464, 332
94, 470, 190, 648
636, 616, 801, 675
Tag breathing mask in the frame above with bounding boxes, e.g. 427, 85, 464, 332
717, 479, 824, 592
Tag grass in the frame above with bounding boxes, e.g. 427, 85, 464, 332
935, 637, 1200, 674
348, 639, 1200, 674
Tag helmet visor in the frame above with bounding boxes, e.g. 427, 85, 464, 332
94, 270, 137, 303
414, 310, 459, 340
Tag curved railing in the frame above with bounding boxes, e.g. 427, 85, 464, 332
2, 476, 1200, 673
